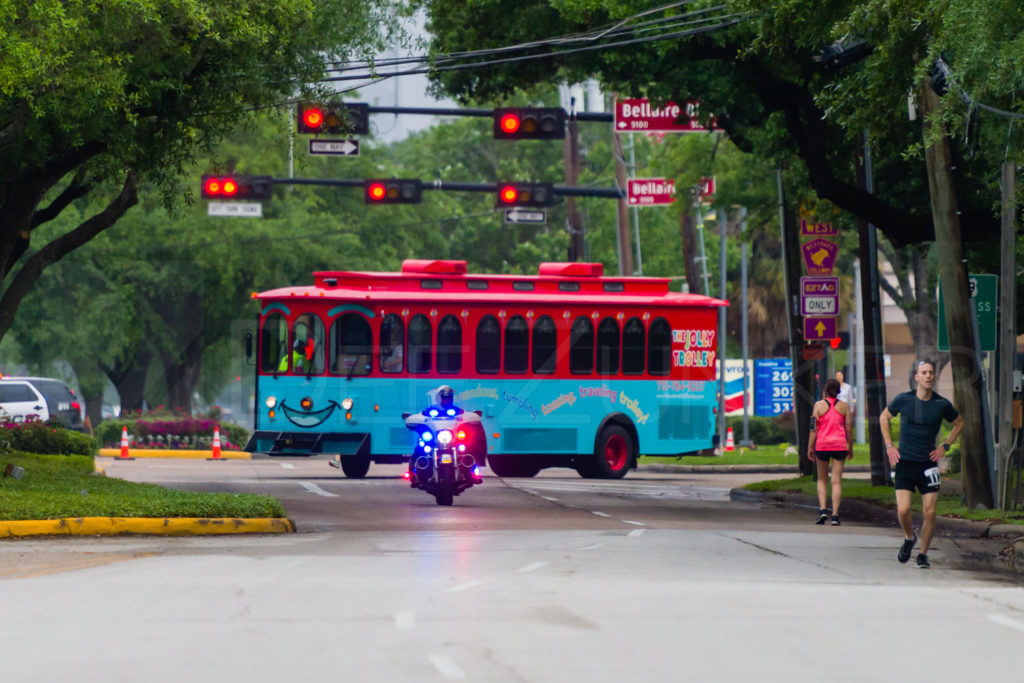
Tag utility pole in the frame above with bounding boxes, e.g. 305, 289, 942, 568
563, 113, 586, 262
778, 170, 814, 476
612, 131, 635, 275
740, 208, 751, 446
920, 80, 993, 508
680, 198, 702, 295
998, 161, 1017, 508
857, 135, 890, 485
717, 208, 728, 452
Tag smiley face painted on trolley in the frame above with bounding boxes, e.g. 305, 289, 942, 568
279, 397, 340, 428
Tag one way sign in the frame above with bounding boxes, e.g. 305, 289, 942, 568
308, 139, 360, 156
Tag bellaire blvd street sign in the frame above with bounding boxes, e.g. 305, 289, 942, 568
614, 99, 720, 132
627, 178, 676, 206
505, 208, 547, 224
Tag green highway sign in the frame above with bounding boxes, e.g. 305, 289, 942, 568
937, 273, 996, 352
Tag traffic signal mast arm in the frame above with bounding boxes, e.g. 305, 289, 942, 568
271, 177, 625, 199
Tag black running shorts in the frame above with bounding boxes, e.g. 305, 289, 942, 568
815, 450, 848, 461
893, 459, 941, 494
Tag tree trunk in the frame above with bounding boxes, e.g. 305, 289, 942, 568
920, 82, 993, 508
160, 341, 203, 415
778, 174, 815, 476
101, 347, 152, 416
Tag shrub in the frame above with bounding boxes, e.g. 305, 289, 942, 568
0, 421, 97, 456
95, 418, 136, 449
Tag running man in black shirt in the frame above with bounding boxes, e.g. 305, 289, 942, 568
879, 360, 964, 568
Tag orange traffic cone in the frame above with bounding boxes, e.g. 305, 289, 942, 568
725, 427, 735, 452
118, 425, 134, 460
207, 425, 224, 461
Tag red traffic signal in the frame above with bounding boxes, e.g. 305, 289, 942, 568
297, 102, 369, 135
364, 179, 423, 204
200, 174, 273, 201
496, 182, 555, 207
493, 107, 565, 140
830, 331, 850, 350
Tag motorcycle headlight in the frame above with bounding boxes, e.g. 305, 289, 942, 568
341, 397, 354, 411
265, 396, 277, 409
436, 429, 453, 446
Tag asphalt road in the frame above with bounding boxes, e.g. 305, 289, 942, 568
1, 458, 1022, 682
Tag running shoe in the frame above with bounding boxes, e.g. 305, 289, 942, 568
815, 509, 829, 525
898, 533, 917, 563
831, 515, 841, 526
328, 458, 342, 469
916, 553, 930, 569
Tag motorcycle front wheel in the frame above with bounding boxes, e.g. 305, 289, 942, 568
435, 464, 454, 506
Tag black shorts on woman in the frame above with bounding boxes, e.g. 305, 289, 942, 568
816, 450, 847, 461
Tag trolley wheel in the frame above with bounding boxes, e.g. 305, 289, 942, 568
590, 425, 634, 479
340, 455, 371, 479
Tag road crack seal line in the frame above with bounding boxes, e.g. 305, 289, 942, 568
720, 532, 864, 579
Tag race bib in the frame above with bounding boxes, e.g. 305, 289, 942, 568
924, 467, 941, 487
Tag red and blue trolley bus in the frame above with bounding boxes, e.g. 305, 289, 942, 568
244, 260, 727, 479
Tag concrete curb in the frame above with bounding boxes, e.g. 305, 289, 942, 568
0, 517, 295, 538
638, 463, 871, 475
730, 487, 1024, 539
97, 448, 251, 460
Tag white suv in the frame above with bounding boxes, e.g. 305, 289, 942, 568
0, 379, 50, 424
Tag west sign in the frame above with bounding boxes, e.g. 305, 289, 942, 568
627, 178, 676, 206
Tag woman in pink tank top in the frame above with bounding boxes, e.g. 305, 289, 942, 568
808, 378, 853, 525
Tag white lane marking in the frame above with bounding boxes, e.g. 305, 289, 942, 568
395, 612, 416, 629
628, 528, 646, 537
623, 520, 646, 526
300, 482, 339, 497
591, 511, 611, 518
446, 580, 485, 593
541, 496, 559, 502
580, 543, 604, 551
517, 561, 548, 573
429, 654, 466, 680
280, 463, 295, 469
988, 614, 1024, 633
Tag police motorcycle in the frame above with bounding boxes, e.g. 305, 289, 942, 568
402, 386, 485, 506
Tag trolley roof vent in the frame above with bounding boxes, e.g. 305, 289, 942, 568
538, 262, 604, 277
401, 259, 468, 275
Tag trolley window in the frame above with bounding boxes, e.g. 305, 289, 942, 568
596, 317, 620, 375
475, 315, 501, 374
261, 313, 288, 373
437, 314, 462, 374
622, 317, 645, 375
504, 315, 529, 374
330, 313, 371, 376
648, 317, 672, 376
408, 314, 432, 374
379, 314, 404, 373
531, 315, 557, 374
570, 316, 594, 374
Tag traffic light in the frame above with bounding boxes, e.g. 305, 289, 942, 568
496, 182, 556, 208
364, 179, 423, 204
493, 107, 565, 140
296, 102, 369, 135
200, 174, 273, 201
829, 331, 851, 350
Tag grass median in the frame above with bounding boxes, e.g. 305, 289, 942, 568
744, 476, 1024, 525
0, 452, 285, 521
